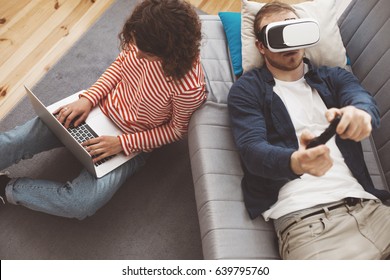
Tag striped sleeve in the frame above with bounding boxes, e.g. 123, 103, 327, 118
119, 64, 206, 155
79, 51, 126, 106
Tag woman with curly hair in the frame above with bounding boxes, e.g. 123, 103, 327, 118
0, 0, 206, 219
120, 0, 202, 81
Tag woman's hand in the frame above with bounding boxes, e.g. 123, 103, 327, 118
82, 136, 123, 163
53, 97, 93, 128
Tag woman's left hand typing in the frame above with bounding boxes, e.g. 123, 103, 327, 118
82, 136, 123, 163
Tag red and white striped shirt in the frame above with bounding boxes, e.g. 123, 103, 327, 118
80, 44, 206, 156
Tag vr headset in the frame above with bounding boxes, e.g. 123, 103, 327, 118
258, 18, 320, 52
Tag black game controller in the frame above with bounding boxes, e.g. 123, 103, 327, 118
306, 115, 342, 149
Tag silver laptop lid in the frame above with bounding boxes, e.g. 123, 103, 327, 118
25, 86, 138, 178
25, 86, 97, 177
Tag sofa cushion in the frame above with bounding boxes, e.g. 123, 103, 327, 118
339, 0, 390, 190
241, 0, 347, 72
199, 201, 279, 259
188, 103, 279, 259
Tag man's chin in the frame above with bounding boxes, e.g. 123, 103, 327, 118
276, 60, 303, 71
265, 54, 304, 72
283, 54, 304, 70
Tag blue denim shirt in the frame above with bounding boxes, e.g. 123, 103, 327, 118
228, 59, 390, 219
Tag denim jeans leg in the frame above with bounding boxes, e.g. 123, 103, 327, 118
0, 117, 63, 170
6, 152, 149, 219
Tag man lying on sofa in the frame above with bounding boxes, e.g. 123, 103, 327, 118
228, 1, 390, 260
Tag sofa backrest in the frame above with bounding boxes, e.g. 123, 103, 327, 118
199, 15, 235, 104
339, 0, 390, 190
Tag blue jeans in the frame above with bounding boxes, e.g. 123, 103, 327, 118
1, 117, 149, 219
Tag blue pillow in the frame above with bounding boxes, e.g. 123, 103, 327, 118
346, 55, 351, 65
218, 12, 243, 76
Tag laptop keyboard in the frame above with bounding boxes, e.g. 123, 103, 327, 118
67, 122, 115, 167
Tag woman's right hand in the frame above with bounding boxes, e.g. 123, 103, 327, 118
53, 97, 93, 128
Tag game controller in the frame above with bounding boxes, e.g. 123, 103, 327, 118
306, 115, 341, 149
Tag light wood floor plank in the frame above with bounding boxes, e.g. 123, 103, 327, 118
0, 0, 115, 120
0, 0, 102, 109
197, 0, 241, 14
0, 0, 36, 36
0, 1, 84, 76
0, 1, 53, 66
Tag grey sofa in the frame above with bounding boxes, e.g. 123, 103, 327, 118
188, 0, 390, 259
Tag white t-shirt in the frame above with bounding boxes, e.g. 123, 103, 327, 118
262, 69, 377, 221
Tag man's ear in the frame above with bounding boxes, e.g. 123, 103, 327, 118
255, 40, 266, 55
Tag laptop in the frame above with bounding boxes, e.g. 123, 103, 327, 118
25, 86, 138, 178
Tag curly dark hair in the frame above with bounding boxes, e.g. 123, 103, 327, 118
119, 0, 202, 81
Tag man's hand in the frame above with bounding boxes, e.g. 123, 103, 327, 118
326, 106, 372, 142
82, 136, 123, 163
53, 97, 93, 128
290, 130, 333, 176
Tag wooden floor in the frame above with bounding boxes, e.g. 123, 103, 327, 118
0, 0, 116, 120
0, 0, 303, 120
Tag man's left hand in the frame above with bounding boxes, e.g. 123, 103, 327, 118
326, 106, 372, 142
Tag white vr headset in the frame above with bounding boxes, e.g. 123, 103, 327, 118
258, 18, 320, 52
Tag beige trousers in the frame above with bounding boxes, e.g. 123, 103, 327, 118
274, 199, 390, 259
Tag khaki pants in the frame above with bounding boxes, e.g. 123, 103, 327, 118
274, 199, 390, 259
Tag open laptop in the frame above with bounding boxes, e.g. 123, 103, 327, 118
25, 86, 138, 178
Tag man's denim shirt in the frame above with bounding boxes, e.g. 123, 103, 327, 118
228, 58, 390, 220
